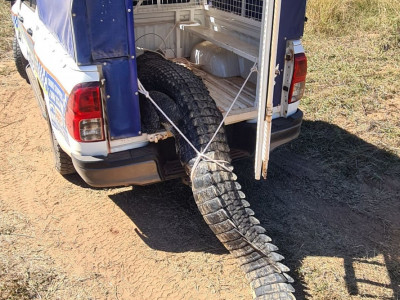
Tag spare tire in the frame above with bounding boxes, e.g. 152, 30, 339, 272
137, 52, 295, 300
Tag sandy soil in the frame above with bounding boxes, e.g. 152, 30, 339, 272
1, 59, 399, 299
0, 61, 250, 299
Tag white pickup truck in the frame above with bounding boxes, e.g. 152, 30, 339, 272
9, 0, 307, 298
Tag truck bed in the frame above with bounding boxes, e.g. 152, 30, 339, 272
190, 67, 258, 124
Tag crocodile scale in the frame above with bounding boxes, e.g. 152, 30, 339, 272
137, 52, 295, 300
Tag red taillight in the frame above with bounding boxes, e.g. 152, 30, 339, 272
288, 53, 307, 104
66, 82, 105, 142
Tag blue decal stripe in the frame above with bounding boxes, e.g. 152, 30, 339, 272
33, 53, 70, 145
34, 52, 69, 96
11, 14, 18, 28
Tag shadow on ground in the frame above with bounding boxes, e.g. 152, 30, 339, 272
108, 120, 399, 299
109, 179, 227, 254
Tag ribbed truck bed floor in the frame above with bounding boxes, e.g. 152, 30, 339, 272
194, 70, 258, 125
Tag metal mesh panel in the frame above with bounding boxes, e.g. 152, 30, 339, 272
245, 0, 263, 20
209, 0, 242, 16
133, 0, 157, 6
161, 0, 191, 4
133, 0, 201, 6
208, 0, 263, 21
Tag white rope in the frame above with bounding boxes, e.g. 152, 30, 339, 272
190, 61, 258, 180
157, 23, 177, 52
137, 81, 231, 174
133, 0, 144, 13
136, 47, 167, 58
137, 61, 258, 182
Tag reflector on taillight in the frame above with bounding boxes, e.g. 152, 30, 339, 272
66, 82, 105, 142
288, 53, 307, 103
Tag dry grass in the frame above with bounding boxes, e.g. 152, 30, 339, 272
306, 0, 400, 38
291, 1, 400, 298
298, 0, 400, 178
0, 212, 57, 300
0, 2, 13, 60
0, 210, 111, 300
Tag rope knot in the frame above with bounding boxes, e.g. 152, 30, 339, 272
136, 61, 257, 184
250, 65, 258, 73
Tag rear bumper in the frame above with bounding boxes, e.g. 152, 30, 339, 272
270, 109, 303, 151
73, 109, 303, 187
226, 109, 303, 153
72, 145, 163, 187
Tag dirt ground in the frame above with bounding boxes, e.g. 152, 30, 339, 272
0, 56, 399, 300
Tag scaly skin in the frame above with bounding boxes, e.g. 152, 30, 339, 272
137, 52, 295, 300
